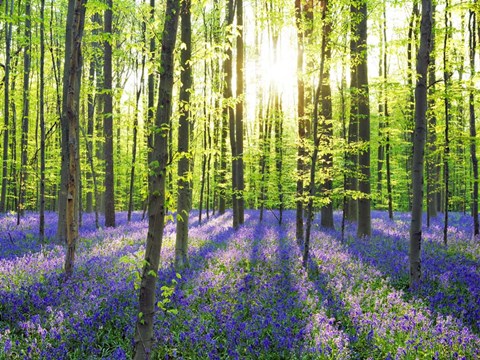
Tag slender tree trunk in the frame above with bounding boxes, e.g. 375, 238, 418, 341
346, 2, 360, 222
294, 0, 310, 243
443, 2, 451, 246
382, 4, 393, 220
1, 0, 14, 213
427, 3, 438, 222
406, 2, 419, 212
128, 51, 145, 221
18, 0, 32, 223
86, 48, 95, 213
175, 0, 192, 270
39, 0, 46, 241
64, 0, 88, 277
104, 0, 115, 227
469, 11, 478, 236
80, 126, 99, 229
303, 0, 328, 268
224, 0, 237, 227
410, 0, 432, 289
320, 3, 334, 229
236, 0, 245, 225
133, 1, 179, 357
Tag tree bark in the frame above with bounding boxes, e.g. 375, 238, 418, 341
133, 0, 179, 357
303, 0, 328, 268
442, 1, 451, 246
104, 0, 115, 228
320, 0, 334, 229
469, 11, 478, 236
64, 0, 88, 276
355, 0, 371, 237
410, 0, 432, 289
175, 0, 192, 270
236, 0, 245, 225
1, 0, 14, 213
39, 0, 46, 241
427, 4, 437, 222
18, 0, 32, 223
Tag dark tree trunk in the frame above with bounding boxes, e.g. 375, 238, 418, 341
427, 3, 438, 224
406, 3, 419, 212
18, 0, 32, 223
346, 2, 360, 223
410, 0, 432, 289
58, 0, 83, 243
355, 0, 371, 237
64, 0, 88, 276
104, 0, 115, 228
39, 0, 46, 241
175, 0, 192, 270
128, 40, 145, 222
294, 0, 312, 243
303, 0, 328, 268
320, 2, 334, 229
469, 11, 478, 236
443, 2, 451, 246
1, 0, 13, 213
133, 0, 179, 357
224, 0, 237, 226
236, 0, 245, 225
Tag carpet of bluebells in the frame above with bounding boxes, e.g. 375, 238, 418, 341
0, 209, 479, 359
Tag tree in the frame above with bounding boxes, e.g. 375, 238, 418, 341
133, 0, 179, 357
63, 0, 88, 276
294, 0, 312, 243
104, 0, 115, 228
353, 0, 371, 237
319, 0, 334, 229
39, 0, 46, 241
18, 0, 32, 223
1, 0, 14, 213
175, 0, 192, 270
303, 0, 329, 268
410, 0, 432, 288
468, 9, 478, 236
236, 0, 245, 225
427, 2, 438, 224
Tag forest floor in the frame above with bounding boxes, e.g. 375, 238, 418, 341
0, 210, 479, 359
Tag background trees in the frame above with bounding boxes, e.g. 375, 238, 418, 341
0, 0, 479, 278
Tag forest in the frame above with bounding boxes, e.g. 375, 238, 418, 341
0, 0, 480, 358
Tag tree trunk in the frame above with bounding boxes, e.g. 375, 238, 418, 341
64, 0, 88, 277
175, 0, 192, 270
355, 0, 371, 237
294, 0, 311, 243
469, 11, 478, 236
346, 2, 360, 223
1, 0, 14, 213
39, 0, 46, 241
128, 46, 145, 221
443, 2, 451, 246
320, 2, 334, 229
133, 0, 179, 357
57, 0, 76, 243
236, 0, 245, 225
303, 0, 328, 268
406, 3, 419, 212
104, 0, 115, 228
426, 5, 437, 224
18, 0, 32, 223
224, 0, 237, 227
410, 0, 432, 289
